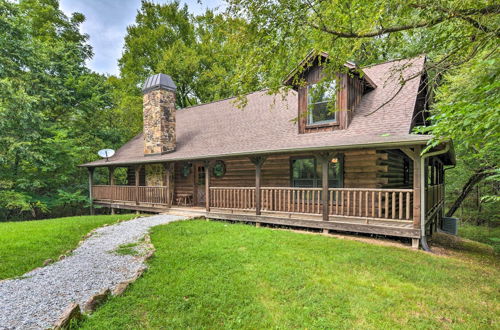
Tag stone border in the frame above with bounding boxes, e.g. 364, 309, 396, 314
51, 233, 155, 329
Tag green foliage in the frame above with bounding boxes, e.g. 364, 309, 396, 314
0, 0, 129, 220
459, 223, 500, 253
114, 1, 261, 135
79, 220, 499, 328
226, 0, 499, 221
0, 214, 136, 279
227, 0, 499, 90
420, 53, 499, 165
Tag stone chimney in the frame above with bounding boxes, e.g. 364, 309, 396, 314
142, 73, 177, 155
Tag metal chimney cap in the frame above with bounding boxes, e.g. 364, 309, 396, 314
142, 73, 176, 94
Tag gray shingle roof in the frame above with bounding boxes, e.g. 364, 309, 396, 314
82, 56, 430, 167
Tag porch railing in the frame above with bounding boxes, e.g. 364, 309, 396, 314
209, 187, 256, 210
209, 187, 413, 222
425, 184, 444, 216
329, 188, 413, 220
92, 185, 170, 205
262, 187, 323, 214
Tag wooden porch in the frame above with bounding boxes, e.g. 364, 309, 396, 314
87, 147, 447, 244
91, 185, 423, 239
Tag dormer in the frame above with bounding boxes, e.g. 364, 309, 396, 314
284, 51, 376, 134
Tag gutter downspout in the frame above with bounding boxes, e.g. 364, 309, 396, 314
419, 143, 450, 251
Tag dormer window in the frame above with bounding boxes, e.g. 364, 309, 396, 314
307, 80, 337, 125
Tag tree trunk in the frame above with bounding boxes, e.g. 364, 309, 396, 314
446, 167, 494, 217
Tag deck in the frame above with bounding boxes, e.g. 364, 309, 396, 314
93, 199, 420, 239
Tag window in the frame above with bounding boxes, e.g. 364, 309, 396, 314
307, 80, 337, 125
291, 156, 343, 188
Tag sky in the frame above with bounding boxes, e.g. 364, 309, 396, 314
59, 0, 223, 76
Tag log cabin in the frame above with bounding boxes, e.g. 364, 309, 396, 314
80, 51, 455, 249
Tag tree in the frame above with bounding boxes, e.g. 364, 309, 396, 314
0, 0, 125, 220
113, 1, 261, 136
226, 0, 499, 218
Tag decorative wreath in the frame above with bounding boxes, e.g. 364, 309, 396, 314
212, 160, 226, 178
181, 163, 192, 177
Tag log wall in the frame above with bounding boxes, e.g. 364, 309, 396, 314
380, 150, 413, 189
170, 148, 413, 201
174, 162, 195, 197
126, 148, 417, 205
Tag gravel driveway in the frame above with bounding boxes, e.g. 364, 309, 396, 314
0, 214, 184, 329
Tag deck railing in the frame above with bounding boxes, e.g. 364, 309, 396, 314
92, 185, 170, 205
209, 186, 413, 222
329, 188, 413, 221
262, 187, 323, 214
425, 184, 444, 216
209, 187, 256, 210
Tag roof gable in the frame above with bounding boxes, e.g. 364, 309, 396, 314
283, 50, 377, 90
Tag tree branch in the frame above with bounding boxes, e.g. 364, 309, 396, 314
445, 167, 495, 217
309, 5, 500, 39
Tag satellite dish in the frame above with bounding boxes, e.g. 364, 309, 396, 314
98, 149, 115, 162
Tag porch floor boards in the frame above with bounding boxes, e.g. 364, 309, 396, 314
94, 201, 419, 239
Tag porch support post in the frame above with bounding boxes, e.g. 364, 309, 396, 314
317, 152, 334, 221
204, 161, 214, 213
163, 163, 173, 207
250, 156, 266, 216
135, 165, 142, 205
88, 167, 95, 215
412, 146, 422, 231
401, 146, 422, 232
109, 166, 115, 185
109, 166, 116, 214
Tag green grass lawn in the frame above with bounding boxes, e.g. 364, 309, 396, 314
79, 220, 499, 329
0, 214, 136, 280
459, 223, 500, 253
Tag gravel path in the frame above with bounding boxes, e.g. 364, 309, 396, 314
0, 214, 184, 330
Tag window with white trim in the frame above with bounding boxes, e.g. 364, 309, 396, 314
307, 80, 337, 125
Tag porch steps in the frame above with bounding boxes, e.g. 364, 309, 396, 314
162, 207, 207, 218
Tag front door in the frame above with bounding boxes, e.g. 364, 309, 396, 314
196, 164, 206, 206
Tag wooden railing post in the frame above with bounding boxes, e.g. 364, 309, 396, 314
88, 167, 95, 215
135, 165, 142, 205
204, 161, 213, 213
250, 156, 266, 216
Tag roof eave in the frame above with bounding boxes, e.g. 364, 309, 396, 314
79, 137, 431, 168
